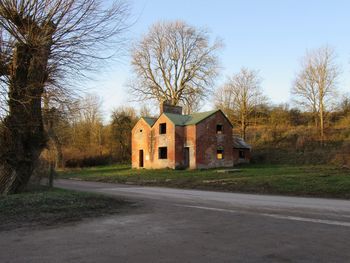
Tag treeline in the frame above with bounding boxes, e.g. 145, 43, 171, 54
236, 100, 350, 166
41, 22, 350, 168
42, 92, 350, 168
42, 94, 141, 168
215, 47, 350, 167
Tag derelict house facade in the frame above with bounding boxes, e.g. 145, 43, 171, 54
131, 103, 251, 169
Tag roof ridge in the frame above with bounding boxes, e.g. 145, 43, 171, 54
188, 109, 218, 116
141, 116, 157, 127
160, 109, 224, 126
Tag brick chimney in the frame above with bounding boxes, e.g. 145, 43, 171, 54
160, 101, 182, 115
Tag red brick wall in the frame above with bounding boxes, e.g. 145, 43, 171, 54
151, 115, 176, 169
132, 115, 176, 169
131, 119, 152, 169
195, 111, 234, 169
174, 126, 185, 168
183, 125, 197, 169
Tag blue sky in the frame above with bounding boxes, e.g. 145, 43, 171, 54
90, 0, 350, 119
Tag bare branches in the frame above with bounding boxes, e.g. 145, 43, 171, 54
291, 46, 339, 142
215, 68, 264, 139
129, 20, 221, 113
0, 0, 130, 82
0, 0, 130, 194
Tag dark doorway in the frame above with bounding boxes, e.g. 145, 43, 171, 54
239, 150, 245, 159
184, 147, 190, 168
139, 150, 144, 168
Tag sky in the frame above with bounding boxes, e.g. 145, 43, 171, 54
88, 0, 350, 120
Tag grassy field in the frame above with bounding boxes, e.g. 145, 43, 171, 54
58, 164, 350, 199
0, 186, 129, 231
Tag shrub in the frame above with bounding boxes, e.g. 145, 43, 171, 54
65, 154, 112, 168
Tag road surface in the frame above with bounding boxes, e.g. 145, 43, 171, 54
1, 179, 350, 263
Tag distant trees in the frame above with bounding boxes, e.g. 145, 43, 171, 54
46, 99, 139, 167
109, 107, 137, 161
0, 0, 130, 195
139, 104, 153, 118
215, 68, 265, 140
53, 94, 113, 167
339, 95, 350, 116
130, 20, 222, 113
72, 94, 104, 152
292, 46, 339, 143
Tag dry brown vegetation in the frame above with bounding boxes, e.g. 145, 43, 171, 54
45, 93, 350, 170
242, 103, 350, 167
40, 95, 138, 168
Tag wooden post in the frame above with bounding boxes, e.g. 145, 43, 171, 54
49, 162, 54, 188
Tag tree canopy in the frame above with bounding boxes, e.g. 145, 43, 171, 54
130, 20, 222, 113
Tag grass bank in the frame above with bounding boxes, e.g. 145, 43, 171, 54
58, 164, 350, 199
0, 186, 129, 231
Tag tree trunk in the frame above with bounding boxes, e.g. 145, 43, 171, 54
241, 112, 247, 140
314, 111, 318, 130
0, 42, 50, 195
319, 104, 325, 145
53, 136, 64, 169
48, 162, 54, 188
49, 132, 63, 169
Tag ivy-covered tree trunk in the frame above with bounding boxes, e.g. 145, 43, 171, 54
0, 42, 51, 195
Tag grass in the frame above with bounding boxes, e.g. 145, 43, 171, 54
0, 186, 129, 231
58, 164, 350, 199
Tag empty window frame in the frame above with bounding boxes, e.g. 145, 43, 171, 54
159, 123, 167, 134
239, 150, 245, 159
159, 147, 168, 159
217, 149, 224, 160
216, 124, 223, 134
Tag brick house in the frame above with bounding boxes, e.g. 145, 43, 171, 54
131, 103, 251, 169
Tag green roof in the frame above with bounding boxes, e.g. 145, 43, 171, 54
184, 110, 220, 125
162, 112, 189, 125
142, 117, 157, 126
163, 110, 220, 126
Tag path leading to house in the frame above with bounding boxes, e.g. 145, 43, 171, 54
1, 179, 350, 263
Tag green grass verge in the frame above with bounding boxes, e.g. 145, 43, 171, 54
58, 164, 350, 199
0, 186, 128, 231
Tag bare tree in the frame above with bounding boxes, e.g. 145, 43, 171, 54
42, 82, 81, 169
78, 94, 103, 127
215, 68, 264, 140
291, 46, 339, 143
0, 0, 130, 195
70, 93, 104, 153
292, 70, 319, 128
139, 104, 152, 117
130, 20, 221, 113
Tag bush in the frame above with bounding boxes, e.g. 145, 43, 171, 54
65, 154, 112, 168
331, 141, 350, 168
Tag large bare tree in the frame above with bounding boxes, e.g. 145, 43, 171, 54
215, 68, 264, 140
291, 46, 339, 143
130, 20, 221, 113
0, 0, 130, 195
